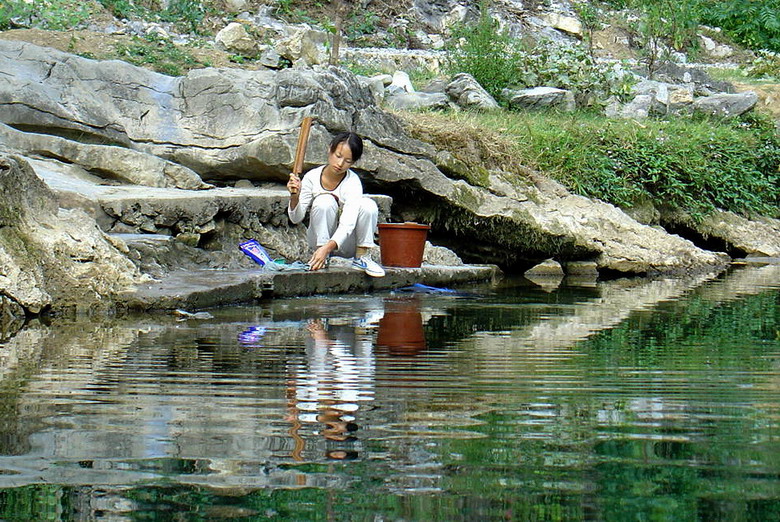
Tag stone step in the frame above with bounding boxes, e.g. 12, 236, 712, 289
31, 157, 393, 235
120, 264, 500, 312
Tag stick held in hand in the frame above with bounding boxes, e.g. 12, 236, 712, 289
289, 117, 312, 195
292, 117, 313, 176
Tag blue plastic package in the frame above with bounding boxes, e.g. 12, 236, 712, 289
239, 239, 275, 267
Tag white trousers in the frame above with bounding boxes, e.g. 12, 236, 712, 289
307, 194, 378, 258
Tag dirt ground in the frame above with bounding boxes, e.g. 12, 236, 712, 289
733, 82, 780, 119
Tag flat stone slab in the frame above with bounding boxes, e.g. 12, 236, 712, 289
30, 158, 393, 231
121, 263, 500, 312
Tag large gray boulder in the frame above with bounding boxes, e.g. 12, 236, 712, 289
445, 73, 500, 111
502, 86, 576, 112
653, 62, 735, 96
215, 22, 260, 57
0, 40, 740, 276
661, 209, 780, 258
692, 92, 758, 118
0, 154, 141, 315
631, 79, 694, 116
0, 40, 405, 181
412, 0, 474, 32
606, 94, 652, 119
0, 122, 209, 190
385, 92, 451, 111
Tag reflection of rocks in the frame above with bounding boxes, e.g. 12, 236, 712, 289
471, 265, 780, 361
518, 272, 720, 352
524, 258, 565, 291
0, 296, 25, 338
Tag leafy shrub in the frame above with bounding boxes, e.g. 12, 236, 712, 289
159, 0, 205, 33
699, 0, 780, 53
511, 42, 636, 103
745, 51, 780, 80
448, 4, 635, 105
0, 0, 93, 30
614, 0, 701, 78
447, 2, 517, 100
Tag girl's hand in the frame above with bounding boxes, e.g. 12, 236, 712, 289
308, 242, 335, 271
287, 173, 301, 195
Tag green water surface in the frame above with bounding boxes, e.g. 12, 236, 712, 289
0, 265, 778, 520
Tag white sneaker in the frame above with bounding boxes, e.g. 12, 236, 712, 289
351, 255, 386, 277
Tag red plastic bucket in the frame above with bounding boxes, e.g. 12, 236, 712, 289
378, 222, 430, 268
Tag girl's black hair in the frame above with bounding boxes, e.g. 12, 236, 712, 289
329, 132, 363, 162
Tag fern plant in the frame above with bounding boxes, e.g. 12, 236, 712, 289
700, 0, 780, 52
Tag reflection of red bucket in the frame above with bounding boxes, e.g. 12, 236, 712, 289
378, 223, 430, 268
376, 297, 426, 355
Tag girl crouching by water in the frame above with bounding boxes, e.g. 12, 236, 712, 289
286, 132, 385, 277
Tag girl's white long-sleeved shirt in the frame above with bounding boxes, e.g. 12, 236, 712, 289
287, 165, 364, 249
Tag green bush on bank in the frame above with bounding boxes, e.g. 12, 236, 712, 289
447, 5, 635, 104
512, 111, 780, 219
0, 0, 93, 31
699, 0, 780, 53
746, 51, 780, 81
410, 110, 780, 221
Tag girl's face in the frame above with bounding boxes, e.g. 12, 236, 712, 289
327, 141, 355, 176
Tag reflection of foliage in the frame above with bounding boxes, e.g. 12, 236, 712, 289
424, 286, 602, 349
430, 283, 780, 521
0, 485, 72, 520
0, 281, 777, 520
586, 283, 780, 362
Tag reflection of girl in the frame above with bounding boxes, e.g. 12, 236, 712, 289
288, 318, 376, 460
287, 132, 385, 277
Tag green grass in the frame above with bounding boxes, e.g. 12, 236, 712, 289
0, 0, 94, 30
115, 35, 206, 76
706, 66, 779, 85
406, 109, 780, 221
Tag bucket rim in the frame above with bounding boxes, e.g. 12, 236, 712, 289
378, 222, 430, 230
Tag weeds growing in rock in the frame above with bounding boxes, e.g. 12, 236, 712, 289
405, 109, 780, 221
745, 51, 780, 81
0, 0, 94, 30
115, 35, 204, 76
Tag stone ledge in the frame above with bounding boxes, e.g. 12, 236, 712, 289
121, 264, 500, 312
